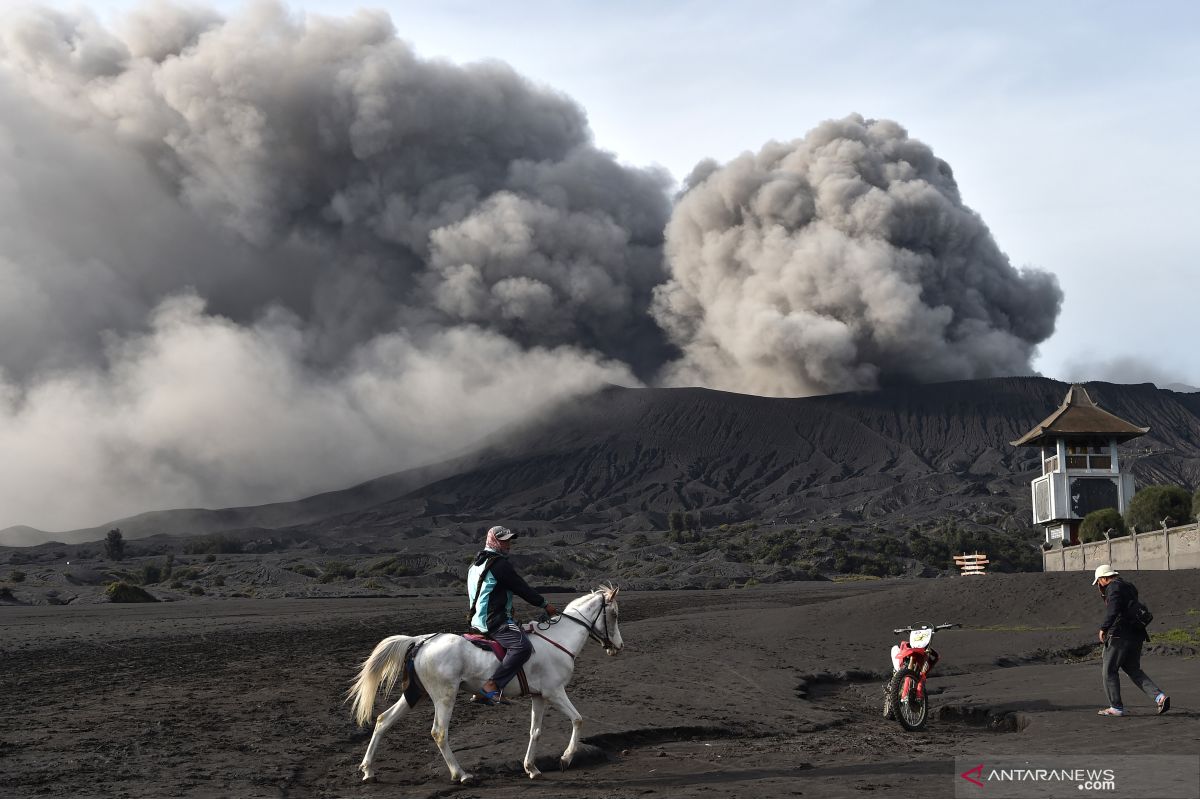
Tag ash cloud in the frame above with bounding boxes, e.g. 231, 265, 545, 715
653, 115, 1063, 396
0, 6, 1063, 533
0, 1, 660, 530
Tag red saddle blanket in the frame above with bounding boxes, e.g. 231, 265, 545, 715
462, 633, 505, 660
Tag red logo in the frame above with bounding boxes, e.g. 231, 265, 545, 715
961, 764, 985, 787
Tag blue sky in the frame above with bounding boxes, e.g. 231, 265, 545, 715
42, 0, 1200, 385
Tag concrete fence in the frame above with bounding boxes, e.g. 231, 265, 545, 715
1043, 521, 1200, 572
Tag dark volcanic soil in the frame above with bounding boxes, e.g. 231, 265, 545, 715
2, 572, 1199, 798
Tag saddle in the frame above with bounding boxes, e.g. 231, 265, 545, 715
461, 631, 538, 698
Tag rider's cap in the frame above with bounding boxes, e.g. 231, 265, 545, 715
1092, 563, 1119, 585
488, 525, 518, 541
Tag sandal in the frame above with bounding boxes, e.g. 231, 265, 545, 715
474, 687, 509, 706
1097, 707, 1125, 716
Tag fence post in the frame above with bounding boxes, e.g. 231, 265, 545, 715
1132, 528, 1139, 570
1104, 528, 1113, 565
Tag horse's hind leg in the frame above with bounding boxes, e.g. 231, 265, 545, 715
360, 696, 412, 781
430, 689, 472, 784
522, 696, 547, 779
545, 688, 584, 769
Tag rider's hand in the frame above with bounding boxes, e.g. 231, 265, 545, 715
1098, 629, 1106, 643
544, 603, 560, 617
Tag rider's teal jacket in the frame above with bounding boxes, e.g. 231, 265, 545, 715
467, 549, 547, 634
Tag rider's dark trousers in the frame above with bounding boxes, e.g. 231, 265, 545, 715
1102, 635, 1162, 709
489, 622, 533, 690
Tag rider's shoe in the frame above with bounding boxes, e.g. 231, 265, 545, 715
1097, 707, 1125, 716
474, 684, 510, 705
1156, 694, 1170, 715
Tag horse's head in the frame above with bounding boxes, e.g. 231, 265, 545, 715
566, 583, 623, 655
598, 584, 622, 656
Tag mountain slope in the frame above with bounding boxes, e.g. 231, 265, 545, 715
296, 377, 1200, 539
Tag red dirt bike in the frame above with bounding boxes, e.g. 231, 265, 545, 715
882, 622, 959, 731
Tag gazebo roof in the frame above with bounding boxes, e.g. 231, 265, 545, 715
1010, 384, 1150, 447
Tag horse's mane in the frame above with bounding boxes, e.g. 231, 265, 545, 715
565, 583, 619, 609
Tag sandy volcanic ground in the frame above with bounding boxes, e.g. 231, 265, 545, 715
2, 572, 1199, 798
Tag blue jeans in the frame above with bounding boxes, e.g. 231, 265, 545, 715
1102, 636, 1162, 709
489, 622, 533, 690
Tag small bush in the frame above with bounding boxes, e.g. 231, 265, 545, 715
212, 575, 225, 587
188, 585, 205, 596
1080, 508, 1126, 543
319, 561, 357, 583
205, 554, 216, 563
141, 562, 163, 584
9, 569, 25, 583
105, 582, 158, 603
1126, 485, 1192, 531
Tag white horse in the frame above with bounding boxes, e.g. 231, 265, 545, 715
348, 584, 623, 784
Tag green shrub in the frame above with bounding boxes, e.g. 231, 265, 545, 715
184, 535, 242, 555
628, 533, 649, 547
319, 560, 357, 583
1080, 508, 1127, 543
141, 562, 163, 584
1126, 485, 1192, 532
9, 569, 25, 583
212, 575, 225, 587
188, 585, 205, 596
105, 582, 158, 603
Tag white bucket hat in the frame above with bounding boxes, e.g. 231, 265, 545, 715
1092, 563, 1119, 585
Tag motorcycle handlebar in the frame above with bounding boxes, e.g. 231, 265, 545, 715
892, 622, 961, 633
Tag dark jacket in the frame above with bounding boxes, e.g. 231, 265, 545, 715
467, 550, 546, 634
1099, 578, 1148, 643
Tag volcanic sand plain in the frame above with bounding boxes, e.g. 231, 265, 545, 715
2, 571, 1199, 798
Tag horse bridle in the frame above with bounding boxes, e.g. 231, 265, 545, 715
537, 591, 616, 655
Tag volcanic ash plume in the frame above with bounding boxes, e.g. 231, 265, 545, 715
652, 115, 1063, 396
0, 2, 664, 530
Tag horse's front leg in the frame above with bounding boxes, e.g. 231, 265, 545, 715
523, 696, 547, 778
430, 689, 473, 784
360, 696, 412, 781
545, 687, 584, 769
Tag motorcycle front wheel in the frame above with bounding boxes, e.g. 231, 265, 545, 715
891, 667, 927, 731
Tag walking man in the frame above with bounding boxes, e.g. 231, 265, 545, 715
1093, 564, 1169, 716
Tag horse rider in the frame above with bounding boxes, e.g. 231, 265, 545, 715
467, 525, 559, 703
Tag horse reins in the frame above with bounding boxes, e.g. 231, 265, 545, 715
529, 592, 614, 659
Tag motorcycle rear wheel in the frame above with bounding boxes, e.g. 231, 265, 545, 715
892, 668, 927, 731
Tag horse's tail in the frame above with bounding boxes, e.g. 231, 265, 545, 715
348, 634, 416, 727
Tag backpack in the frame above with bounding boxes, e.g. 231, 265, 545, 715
466, 554, 501, 626
1128, 598, 1154, 627
1125, 582, 1153, 627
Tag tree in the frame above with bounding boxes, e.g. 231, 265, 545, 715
1125, 485, 1192, 532
668, 510, 684, 535
1079, 508, 1126, 543
105, 528, 125, 561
